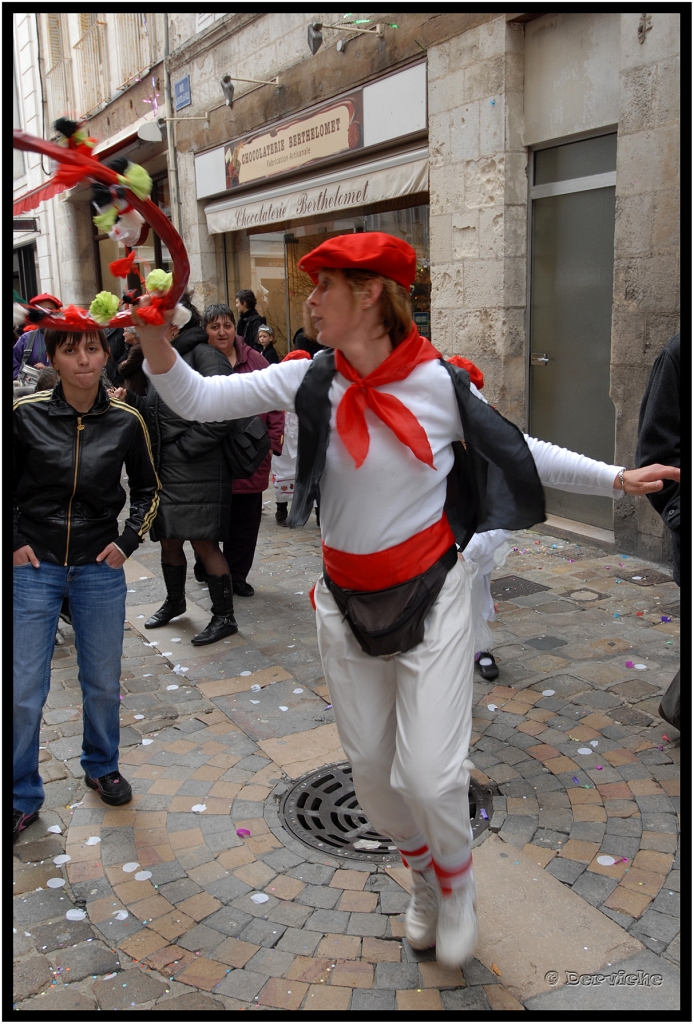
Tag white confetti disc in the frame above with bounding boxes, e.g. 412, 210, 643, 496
137, 615, 145, 619
597, 855, 616, 866
122, 862, 140, 873
279, 706, 289, 712
240, 671, 252, 677
634, 664, 647, 670
166, 684, 179, 691
46, 878, 66, 888
250, 893, 269, 904
293, 688, 304, 694
143, 674, 153, 678
631, 576, 643, 581
250, 700, 260, 704
134, 871, 152, 881
577, 748, 593, 755
294, 591, 304, 595
171, 638, 181, 642
133, 714, 145, 720
47, 825, 62, 834
161, 652, 173, 657
65, 909, 87, 921
113, 910, 129, 921
191, 804, 207, 813
142, 738, 153, 745
85, 836, 101, 846
250, 684, 261, 691
53, 854, 71, 865
487, 704, 498, 711
542, 689, 555, 696
103, 972, 118, 980
589, 740, 599, 747
479, 657, 493, 667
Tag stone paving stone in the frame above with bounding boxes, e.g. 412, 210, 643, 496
155, 992, 226, 1012
545, 857, 585, 884
419, 961, 465, 988
571, 870, 619, 906
267, 901, 313, 928
29, 918, 95, 953
12, 956, 54, 1003
442, 986, 492, 1010
603, 885, 652, 918
257, 976, 308, 1010
374, 961, 420, 988
330, 960, 374, 989
295, 884, 341, 910
304, 909, 350, 934
285, 956, 333, 983
304, 984, 353, 1010
215, 968, 268, 1001
397, 988, 443, 1010
177, 923, 227, 952
275, 927, 322, 956
287, 862, 335, 885
92, 969, 168, 1009
346, 912, 388, 937
211, 936, 260, 968
238, 918, 287, 948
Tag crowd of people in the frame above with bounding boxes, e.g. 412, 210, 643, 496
13, 245, 680, 969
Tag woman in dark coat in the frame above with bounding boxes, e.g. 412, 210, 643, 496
123, 298, 239, 645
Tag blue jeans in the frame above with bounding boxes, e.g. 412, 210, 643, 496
13, 560, 127, 814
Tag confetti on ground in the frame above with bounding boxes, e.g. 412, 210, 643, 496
53, 855, 71, 865
597, 855, 616, 866
293, 688, 304, 694
577, 748, 593, 756
251, 684, 262, 691
46, 878, 66, 888
166, 685, 179, 691
487, 704, 498, 712
65, 909, 87, 921
142, 738, 153, 745
133, 714, 145, 720
661, 616, 672, 623
135, 871, 152, 881
491, 964, 501, 977
354, 839, 381, 850
542, 689, 555, 696
85, 837, 101, 846
279, 706, 289, 712
635, 664, 647, 670
47, 826, 62, 834
113, 911, 129, 921
240, 671, 252, 677
589, 740, 599, 747
191, 804, 207, 813
250, 893, 270, 904
625, 661, 635, 668
103, 973, 117, 981
250, 700, 260, 705
572, 777, 580, 784
236, 829, 251, 837
480, 809, 489, 820
122, 863, 140, 873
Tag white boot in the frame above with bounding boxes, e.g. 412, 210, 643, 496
435, 869, 478, 966
405, 866, 439, 949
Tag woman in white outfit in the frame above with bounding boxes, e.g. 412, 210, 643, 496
134, 233, 679, 967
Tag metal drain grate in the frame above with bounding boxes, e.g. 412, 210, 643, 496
626, 569, 673, 587
279, 762, 492, 862
491, 575, 551, 600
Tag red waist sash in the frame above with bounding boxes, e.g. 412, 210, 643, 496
322, 514, 456, 592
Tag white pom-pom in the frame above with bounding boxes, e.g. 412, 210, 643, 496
172, 303, 192, 328
14, 303, 28, 327
109, 209, 145, 247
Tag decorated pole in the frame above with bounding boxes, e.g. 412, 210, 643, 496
13, 129, 190, 332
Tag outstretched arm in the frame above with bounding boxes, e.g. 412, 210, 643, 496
525, 435, 679, 497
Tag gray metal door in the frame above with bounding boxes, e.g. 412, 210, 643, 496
528, 135, 617, 530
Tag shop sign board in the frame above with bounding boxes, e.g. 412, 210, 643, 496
224, 90, 363, 190
205, 154, 428, 234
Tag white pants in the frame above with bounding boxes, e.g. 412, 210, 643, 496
315, 559, 477, 873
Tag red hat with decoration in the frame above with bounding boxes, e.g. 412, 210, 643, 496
299, 232, 417, 291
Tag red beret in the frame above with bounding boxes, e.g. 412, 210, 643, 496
448, 355, 484, 391
299, 232, 417, 290
29, 293, 62, 309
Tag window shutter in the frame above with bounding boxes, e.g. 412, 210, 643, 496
47, 13, 63, 66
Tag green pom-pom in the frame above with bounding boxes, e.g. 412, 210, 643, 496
89, 291, 120, 324
118, 162, 153, 201
93, 207, 118, 232
146, 269, 173, 294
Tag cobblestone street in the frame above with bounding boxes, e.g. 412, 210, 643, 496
13, 500, 681, 1012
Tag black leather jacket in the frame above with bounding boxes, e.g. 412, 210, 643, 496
13, 382, 160, 566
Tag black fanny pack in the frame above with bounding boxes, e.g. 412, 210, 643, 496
323, 545, 458, 658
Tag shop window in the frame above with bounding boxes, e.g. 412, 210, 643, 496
224, 203, 430, 357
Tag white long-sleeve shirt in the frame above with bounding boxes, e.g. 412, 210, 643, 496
145, 353, 623, 555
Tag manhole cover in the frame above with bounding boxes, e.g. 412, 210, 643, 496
561, 588, 608, 602
279, 762, 493, 862
491, 575, 551, 600
627, 569, 673, 587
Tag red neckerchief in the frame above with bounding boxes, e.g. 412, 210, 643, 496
334, 325, 442, 469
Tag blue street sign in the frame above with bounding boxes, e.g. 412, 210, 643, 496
174, 76, 191, 111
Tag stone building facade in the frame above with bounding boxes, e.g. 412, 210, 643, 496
13, 11, 680, 560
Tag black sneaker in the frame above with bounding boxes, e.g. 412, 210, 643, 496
275, 502, 288, 524
13, 808, 39, 843
233, 580, 254, 597
85, 770, 132, 806
475, 652, 499, 681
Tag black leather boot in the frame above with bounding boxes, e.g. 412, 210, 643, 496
192, 574, 238, 645
145, 563, 187, 628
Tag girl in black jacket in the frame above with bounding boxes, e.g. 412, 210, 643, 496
122, 301, 239, 646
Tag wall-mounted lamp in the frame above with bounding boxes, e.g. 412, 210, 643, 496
221, 73, 279, 108
308, 20, 385, 55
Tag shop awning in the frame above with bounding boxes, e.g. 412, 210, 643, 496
204, 147, 429, 235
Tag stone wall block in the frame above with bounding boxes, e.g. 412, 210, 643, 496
430, 306, 456, 355
614, 255, 679, 316
429, 112, 451, 169
442, 26, 482, 72
430, 214, 453, 264
457, 308, 504, 360
430, 263, 465, 307
655, 57, 680, 126
477, 16, 507, 58
463, 260, 504, 310
464, 55, 506, 103
450, 103, 480, 162
503, 256, 527, 308
616, 126, 679, 196
619, 13, 681, 70
613, 194, 654, 256
505, 21, 525, 55
503, 151, 529, 205
479, 96, 504, 155
619, 65, 656, 135
452, 211, 480, 259
427, 46, 450, 83
644, 314, 680, 356
464, 156, 505, 209
430, 164, 466, 216
428, 68, 467, 116
496, 354, 527, 423
505, 90, 525, 153
504, 52, 525, 94
610, 310, 647, 362
503, 204, 527, 258
478, 208, 503, 259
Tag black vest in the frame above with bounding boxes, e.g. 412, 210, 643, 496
288, 350, 545, 551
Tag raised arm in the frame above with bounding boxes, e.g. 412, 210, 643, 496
525, 435, 679, 497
